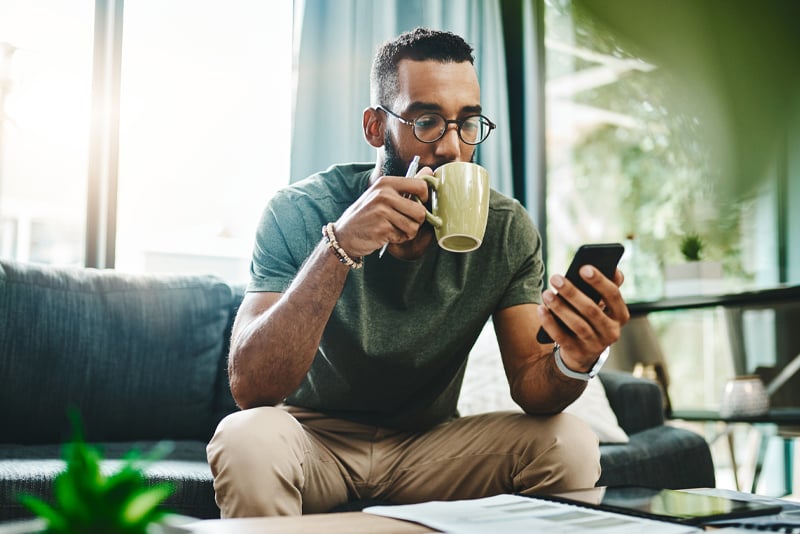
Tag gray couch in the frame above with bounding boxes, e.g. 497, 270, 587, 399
0, 259, 715, 521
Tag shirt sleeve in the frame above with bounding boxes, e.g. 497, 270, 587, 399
247, 191, 316, 293
494, 199, 545, 310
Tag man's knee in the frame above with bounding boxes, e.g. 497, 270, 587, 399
550, 413, 601, 483
208, 406, 307, 471
517, 413, 600, 494
207, 406, 311, 517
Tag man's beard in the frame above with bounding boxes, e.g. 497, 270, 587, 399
381, 133, 409, 177
381, 132, 475, 177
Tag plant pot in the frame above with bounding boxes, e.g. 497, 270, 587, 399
663, 261, 724, 297
719, 375, 770, 418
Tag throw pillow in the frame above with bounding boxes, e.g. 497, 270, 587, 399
563, 376, 629, 443
458, 320, 629, 444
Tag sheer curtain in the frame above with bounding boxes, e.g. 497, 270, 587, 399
290, 0, 513, 196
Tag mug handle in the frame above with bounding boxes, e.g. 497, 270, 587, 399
417, 175, 443, 228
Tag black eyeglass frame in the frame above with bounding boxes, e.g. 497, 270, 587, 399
377, 105, 497, 146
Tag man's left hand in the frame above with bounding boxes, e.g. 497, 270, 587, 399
537, 266, 629, 372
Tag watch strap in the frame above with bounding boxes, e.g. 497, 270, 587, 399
553, 344, 610, 381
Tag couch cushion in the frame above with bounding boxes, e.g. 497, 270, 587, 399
459, 321, 629, 443
599, 370, 666, 435
598, 425, 716, 489
0, 260, 235, 443
563, 377, 628, 443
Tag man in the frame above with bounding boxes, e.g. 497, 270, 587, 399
207, 27, 629, 517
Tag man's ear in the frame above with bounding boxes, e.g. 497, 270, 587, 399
363, 107, 385, 148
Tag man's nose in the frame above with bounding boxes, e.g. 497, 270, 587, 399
433, 125, 464, 161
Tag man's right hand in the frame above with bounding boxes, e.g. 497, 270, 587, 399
333, 169, 432, 258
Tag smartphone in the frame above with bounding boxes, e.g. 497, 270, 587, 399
536, 243, 625, 344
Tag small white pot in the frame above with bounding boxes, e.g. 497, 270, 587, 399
664, 261, 725, 297
719, 375, 770, 418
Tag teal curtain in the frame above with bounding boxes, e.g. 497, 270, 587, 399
290, 0, 514, 196
521, 0, 545, 238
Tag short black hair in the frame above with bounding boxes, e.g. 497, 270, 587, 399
370, 27, 475, 106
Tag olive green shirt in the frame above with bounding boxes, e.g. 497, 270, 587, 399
248, 163, 544, 430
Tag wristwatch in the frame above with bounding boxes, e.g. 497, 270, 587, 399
553, 344, 610, 381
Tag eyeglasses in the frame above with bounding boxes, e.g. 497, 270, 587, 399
377, 105, 496, 145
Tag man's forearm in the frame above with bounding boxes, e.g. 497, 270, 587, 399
229, 239, 351, 408
495, 305, 589, 415
510, 349, 588, 415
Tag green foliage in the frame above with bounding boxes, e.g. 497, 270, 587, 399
18, 411, 175, 534
680, 233, 704, 261
542, 0, 758, 296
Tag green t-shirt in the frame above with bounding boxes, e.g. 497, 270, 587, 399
249, 163, 544, 430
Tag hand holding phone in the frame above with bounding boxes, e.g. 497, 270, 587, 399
536, 243, 625, 344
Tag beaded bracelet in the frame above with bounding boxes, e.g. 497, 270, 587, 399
322, 223, 364, 270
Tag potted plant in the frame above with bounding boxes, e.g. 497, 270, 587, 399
679, 233, 703, 262
664, 233, 724, 297
11, 412, 191, 534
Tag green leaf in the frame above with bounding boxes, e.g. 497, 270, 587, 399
122, 484, 174, 525
121, 441, 174, 467
680, 233, 704, 261
106, 468, 149, 509
139, 441, 175, 464
53, 471, 94, 522
18, 494, 69, 532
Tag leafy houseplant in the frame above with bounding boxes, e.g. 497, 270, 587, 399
18, 412, 175, 534
680, 233, 704, 262
665, 232, 724, 296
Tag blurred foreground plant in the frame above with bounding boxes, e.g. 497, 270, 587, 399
18, 411, 174, 534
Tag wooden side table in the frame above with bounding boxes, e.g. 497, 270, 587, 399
184, 511, 434, 534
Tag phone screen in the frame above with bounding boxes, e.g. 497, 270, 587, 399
536, 243, 624, 344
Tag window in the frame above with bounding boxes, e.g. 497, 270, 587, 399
114, 1, 292, 283
0, 1, 95, 265
0, 0, 293, 284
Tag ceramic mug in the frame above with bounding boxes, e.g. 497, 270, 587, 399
719, 375, 770, 418
418, 162, 490, 253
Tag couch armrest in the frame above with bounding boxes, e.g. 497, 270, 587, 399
599, 371, 665, 435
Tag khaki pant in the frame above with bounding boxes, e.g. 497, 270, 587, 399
206, 405, 600, 518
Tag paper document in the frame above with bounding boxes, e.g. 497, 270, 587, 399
364, 494, 702, 533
